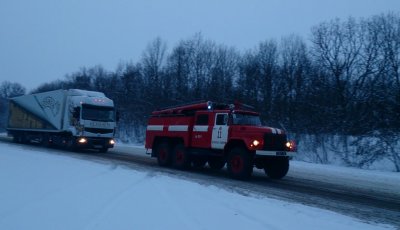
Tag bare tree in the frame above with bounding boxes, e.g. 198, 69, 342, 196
0, 81, 26, 98
277, 35, 311, 132
208, 45, 239, 101
311, 17, 364, 134
142, 37, 167, 102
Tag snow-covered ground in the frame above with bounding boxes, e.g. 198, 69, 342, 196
117, 144, 400, 197
0, 142, 396, 230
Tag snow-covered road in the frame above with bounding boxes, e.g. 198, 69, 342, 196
0, 141, 398, 229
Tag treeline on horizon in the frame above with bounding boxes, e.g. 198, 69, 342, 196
0, 13, 399, 167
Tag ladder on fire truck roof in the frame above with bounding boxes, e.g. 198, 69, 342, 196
152, 100, 255, 116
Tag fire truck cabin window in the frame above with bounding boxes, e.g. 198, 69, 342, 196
232, 113, 262, 126
216, 114, 228, 125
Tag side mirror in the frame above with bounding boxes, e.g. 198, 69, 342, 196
73, 107, 80, 120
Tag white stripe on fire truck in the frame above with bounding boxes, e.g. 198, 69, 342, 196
270, 128, 277, 134
168, 125, 189, 132
147, 125, 164, 131
193, 125, 208, 132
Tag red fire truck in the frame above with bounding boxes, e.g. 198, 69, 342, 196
145, 101, 296, 180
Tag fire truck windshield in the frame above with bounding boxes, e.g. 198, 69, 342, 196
82, 104, 115, 122
232, 113, 262, 126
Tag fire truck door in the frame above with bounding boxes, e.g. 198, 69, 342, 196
211, 113, 229, 149
192, 113, 212, 148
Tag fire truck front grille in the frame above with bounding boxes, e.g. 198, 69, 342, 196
263, 133, 287, 151
84, 128, 114, 134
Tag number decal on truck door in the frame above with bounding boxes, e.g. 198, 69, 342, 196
212, 113, 229, 149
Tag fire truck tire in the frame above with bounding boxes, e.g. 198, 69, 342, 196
264, 157, 289, 179
192, 157, 207, 169
227, 147, 253, 180
208, 157, 225, 170
172, 143, 191, 170
156, 141, 172, 167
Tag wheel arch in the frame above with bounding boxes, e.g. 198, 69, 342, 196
224, 139, 250, 157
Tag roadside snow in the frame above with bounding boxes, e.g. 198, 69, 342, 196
0, 142, 395, 230
115, 143, 400, 197
289, 161, 400, 196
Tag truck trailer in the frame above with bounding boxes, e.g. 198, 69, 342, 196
145, 101, 297, 180
7, 89, 117, 152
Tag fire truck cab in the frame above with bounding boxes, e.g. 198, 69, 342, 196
145, 101, 296, 180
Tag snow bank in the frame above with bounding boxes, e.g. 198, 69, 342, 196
0, 142, 394, 230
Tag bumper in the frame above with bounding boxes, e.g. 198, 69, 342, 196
76, 137, 114, 149
256, 150, 296, 157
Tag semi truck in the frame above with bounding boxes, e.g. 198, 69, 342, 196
145, 101, 296, 180
7, 89, 117, 152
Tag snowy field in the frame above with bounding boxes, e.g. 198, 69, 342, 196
0, 142, 396, 230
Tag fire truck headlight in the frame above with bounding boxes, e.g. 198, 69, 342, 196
286, 141, 296, 151
252, 140, 260, 147
78, 137, 87, 144
109, 139, 115, 145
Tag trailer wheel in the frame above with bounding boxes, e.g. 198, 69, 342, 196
156, 141, 171, 167
264, 157, 289, 179
14, 133, 26, 144
66, 138, 77, 151
172, 143, 191, 170
13, 134, 21, 143
42, 135, 52, 147
227, 147, 253, 180
208, 157, 225, 170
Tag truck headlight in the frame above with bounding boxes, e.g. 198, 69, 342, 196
78, 138, 87, 144
109, 139, 115, 145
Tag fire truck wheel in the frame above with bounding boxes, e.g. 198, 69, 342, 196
156, 141, 172, 167
172, 143, 191, 170
263, 157, 289, 179
227, 147, 253, 180
192, 157, 207, 169
208, 157, 225, 170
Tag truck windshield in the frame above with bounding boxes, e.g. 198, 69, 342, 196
232, 113, 262, 126
82, 105, 115, 122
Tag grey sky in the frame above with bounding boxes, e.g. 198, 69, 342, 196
1, 0, 399, 91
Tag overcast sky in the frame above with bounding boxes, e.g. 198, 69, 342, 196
1, 0, 399, 91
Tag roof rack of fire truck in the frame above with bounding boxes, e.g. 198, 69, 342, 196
151, 100, 255, 116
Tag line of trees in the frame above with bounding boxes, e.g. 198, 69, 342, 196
1, 13, 399, 170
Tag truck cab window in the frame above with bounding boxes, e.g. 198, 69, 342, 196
196, 114, 209, 125
82, 104, 115, 122
216, 114, 228, 125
